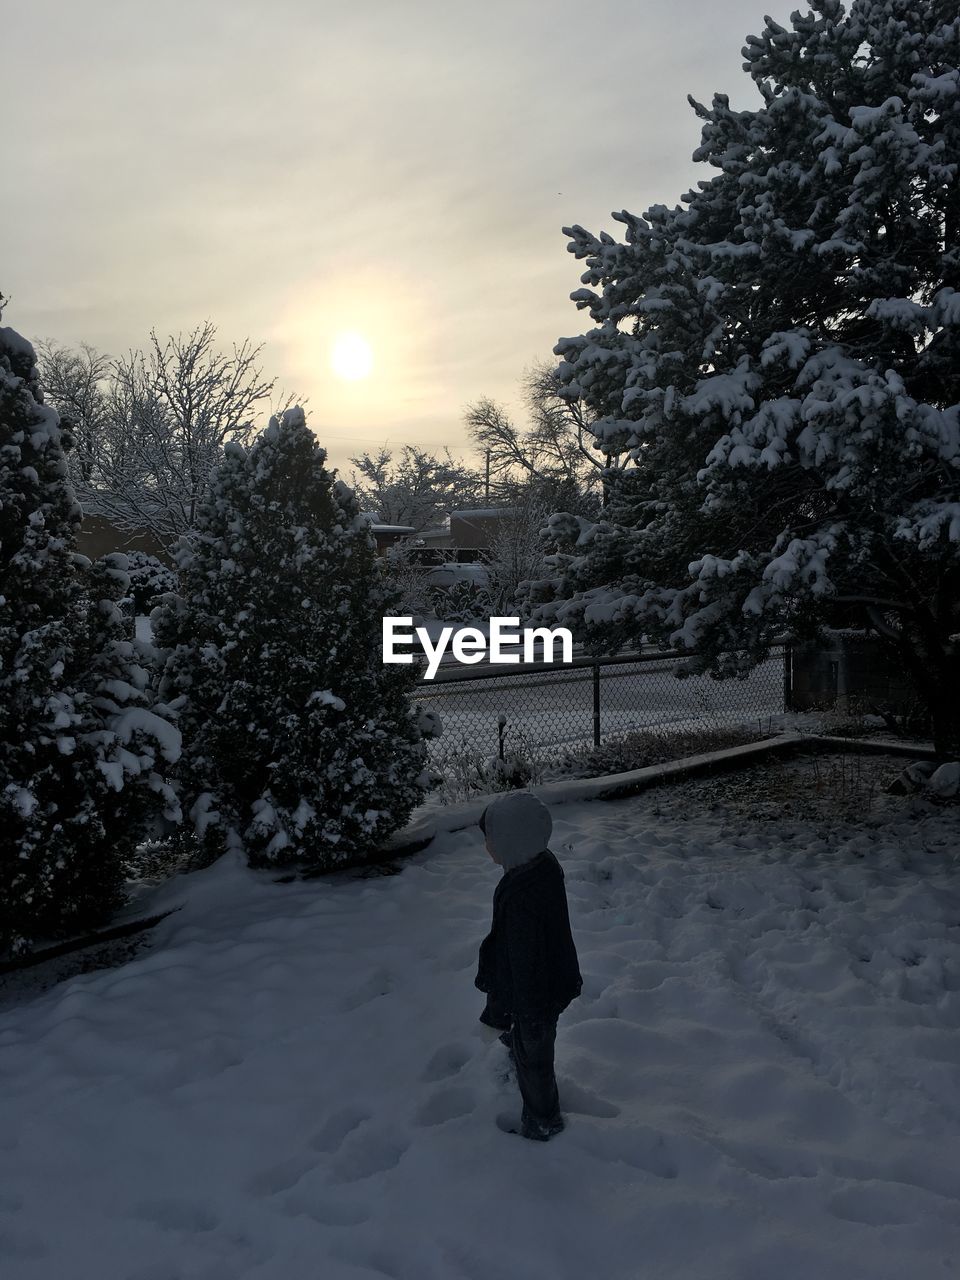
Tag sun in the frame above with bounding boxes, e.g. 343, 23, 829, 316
330, 331, 373, 382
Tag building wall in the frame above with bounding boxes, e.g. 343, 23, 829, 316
76, 516, 171, 564
77, 518, 414, 563
448, 509, 516, 550
790, 632, 921, 713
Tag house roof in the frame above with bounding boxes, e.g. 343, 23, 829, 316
453, 508, 517, 520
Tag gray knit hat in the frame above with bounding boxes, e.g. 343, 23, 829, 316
480, 791, 552, 870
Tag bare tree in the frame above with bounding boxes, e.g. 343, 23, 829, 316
464, 361, 628, 510
37, 323, 286, 547
34, 339, 112, 483
350, 445, 482, 532
484, 483, 553, 613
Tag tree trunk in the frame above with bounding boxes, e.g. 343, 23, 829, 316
929, 664, 960, 760
898, 641, 960, 759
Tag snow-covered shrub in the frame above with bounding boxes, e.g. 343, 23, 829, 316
0, 310, 181, 955
380, 541, 435, 617
153, 407, 435, 871
120, 551, 176, 613
430, 724, 544, 802
927, 762, 960, 802
485, 751, 535, 790
416, 708, 443, 740
430, 579, 493, 623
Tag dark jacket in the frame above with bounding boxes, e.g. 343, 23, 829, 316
475, 848, 582, 1019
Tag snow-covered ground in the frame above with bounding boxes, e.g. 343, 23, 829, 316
3, 768, 958, 1280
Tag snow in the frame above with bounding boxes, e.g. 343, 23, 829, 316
307, 690, 347, 712
95, 759, 126, 791
929, 762, 960, 800
7, 787, 37, 819
2, 776, 959, 1279
189, 791, 220, 838
0, 325, 36, 361
421, 563, 490, 591
366, 522, 416, 535
112, 707, 182, 763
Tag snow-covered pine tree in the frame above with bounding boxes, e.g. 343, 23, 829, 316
528, 0, 960, 754
121, 551, 177, 613
0, 302, 181, 955
152, 407, 436, 870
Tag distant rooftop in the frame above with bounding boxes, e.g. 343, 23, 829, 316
453, 508, 517, 520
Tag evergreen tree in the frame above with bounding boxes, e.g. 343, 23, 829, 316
0, 302, 180, 955
529, 1, 960, 753
153, 408, 437, 870
121, 551, 177, 613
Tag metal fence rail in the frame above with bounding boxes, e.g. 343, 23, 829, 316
412, 646, 790, 767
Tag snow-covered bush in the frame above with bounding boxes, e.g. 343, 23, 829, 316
528, 1, 960, 755
485, 750, 536, 790
153, 407, 435, 870
431, 578, 493, 624
120, 551, 176, 613
887, 756, 960, 801
430, 722, 544, 802
0, 308, 181, 955
381, 540, 436, 618
484, 485, 552, 614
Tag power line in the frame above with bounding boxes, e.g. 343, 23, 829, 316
310, 430, 476, 449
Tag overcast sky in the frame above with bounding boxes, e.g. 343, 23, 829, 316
8, 0, 771, 472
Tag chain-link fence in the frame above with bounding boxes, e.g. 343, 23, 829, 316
413, 647, 790, 785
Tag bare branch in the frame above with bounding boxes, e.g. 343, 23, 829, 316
37, 324, 287, 547
349, 445, 482, 531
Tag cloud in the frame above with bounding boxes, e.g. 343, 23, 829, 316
8, 0, 769, 467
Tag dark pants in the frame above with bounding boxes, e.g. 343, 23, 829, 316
481, 994, 564, 1140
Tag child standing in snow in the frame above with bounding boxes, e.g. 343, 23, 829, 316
474, 791, 582, 1141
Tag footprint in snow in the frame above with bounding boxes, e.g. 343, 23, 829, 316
577, 1125, 679, 1179
327, 1240, 403, 1280
338, 967, 395, 1012
413, 1086, 477, 1127
282, 1190, 370, 1226
444, 939, 481, 971
495, 1111, 524, 1136
130, 1197, 220, 1232
558, 1078, 620, 1119
330, 1127, 409, 1183
419, 1042, 472, 1083
710, 1134, 820, 1181
310, 1105, 372, 1154
827, 1184, 917, 1226
244, 1152, 318, 1197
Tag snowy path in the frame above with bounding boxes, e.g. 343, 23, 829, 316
1, 792, 959, 1279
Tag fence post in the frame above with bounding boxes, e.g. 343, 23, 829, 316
783, 645, 793, 712
593, 663, 601, 747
